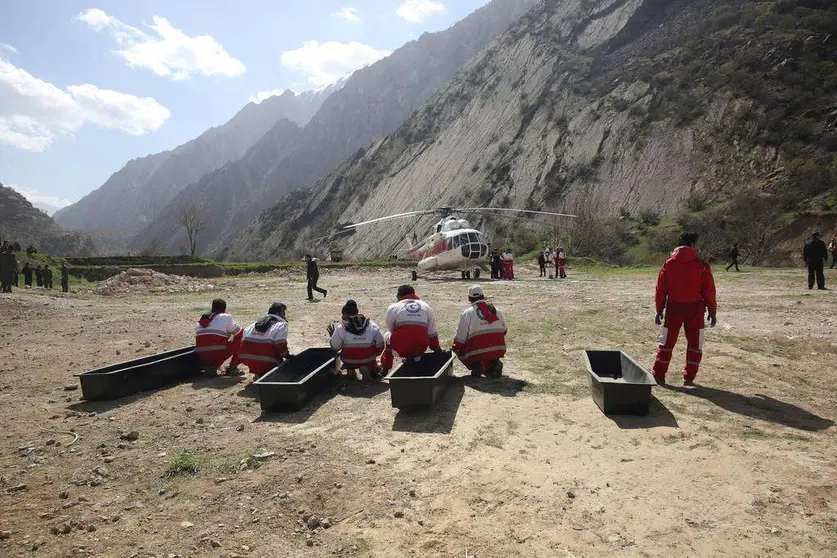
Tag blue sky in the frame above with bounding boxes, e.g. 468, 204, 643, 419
0, 0, 488, 211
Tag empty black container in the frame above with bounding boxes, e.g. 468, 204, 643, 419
254, 348, 337, 412
387, 351, 455, 410
583, 350, 657, 415
76, 346, 200, 401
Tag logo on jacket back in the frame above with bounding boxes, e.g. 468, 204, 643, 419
405, 302, 421, 314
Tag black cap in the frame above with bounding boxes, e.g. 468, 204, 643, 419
342, 300, 359, 315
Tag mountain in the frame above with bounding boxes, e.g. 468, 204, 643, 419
228, 0, 837, 264
0, 183, 95, 256
53, 86, 336, 237
132, 0, 539, 256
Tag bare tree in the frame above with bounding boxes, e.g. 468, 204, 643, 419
177, 203, 207, 257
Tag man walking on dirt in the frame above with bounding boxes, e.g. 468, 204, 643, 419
652, 232, 717, 386
537, 250, 547, 277
305, 254, 328, 301
725, 243, 740, 272
803, 232, 828, 290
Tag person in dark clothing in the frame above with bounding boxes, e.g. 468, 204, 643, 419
61, 264, 70, 293
803, 232, 828, 290
537, 250, 547, 277
304, 254, 327, 300
725, 243, 740, 272
22, 263, 33, 287
43, 265, 54, 289
489, 250, 501, 279
0, 248, 14, 293
35, 265, 44, 287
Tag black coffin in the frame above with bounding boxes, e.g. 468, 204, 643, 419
386, 351, 455, 410
254, 348, 337, 412
76, 346, 200, 401
583, 350, 657, 415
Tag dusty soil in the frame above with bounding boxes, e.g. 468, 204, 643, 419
1, 264, 835, 557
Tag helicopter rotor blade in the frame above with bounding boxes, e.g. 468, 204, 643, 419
338, 210, 441, 231
451, 207, 577, 219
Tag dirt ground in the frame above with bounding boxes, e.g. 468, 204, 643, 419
1, 263, 835, 557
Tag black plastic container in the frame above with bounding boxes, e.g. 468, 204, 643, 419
76, 346, 200, 401
254, 348, 337, 412
583, 350, 657, 415
386, 351, 455, 410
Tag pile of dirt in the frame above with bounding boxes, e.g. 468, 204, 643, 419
94, 268, 215, 296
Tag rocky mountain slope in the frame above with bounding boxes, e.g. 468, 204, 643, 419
133, 0, 538, 256
54, 87, 334, 236
229, 0, 837, 263
0, 183, 95, 255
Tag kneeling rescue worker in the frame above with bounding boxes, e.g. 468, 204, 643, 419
238, 302, 290, 379
195, 299, 243, 375
381, 285, 442, 374
328, 300, 385, 380
452, 285, 507, 378
653, 232, 717, 386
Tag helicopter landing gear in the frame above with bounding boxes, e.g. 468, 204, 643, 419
411, 270, 418, 281
461, 270, 472, 280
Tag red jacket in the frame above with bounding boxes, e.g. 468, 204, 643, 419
655, 246, 717, 316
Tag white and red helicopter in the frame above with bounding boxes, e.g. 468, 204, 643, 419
337, 207, 576, 280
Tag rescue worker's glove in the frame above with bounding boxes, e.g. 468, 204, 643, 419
655, 312, 664, 325
708, 315, 717, 328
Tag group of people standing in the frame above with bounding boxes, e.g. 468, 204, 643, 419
194, 284, 508, 382
537, 247, 567, 279
489, 250, 515, 280
0, 239, 70, 293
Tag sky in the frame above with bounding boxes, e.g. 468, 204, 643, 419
0, 0, 489, 212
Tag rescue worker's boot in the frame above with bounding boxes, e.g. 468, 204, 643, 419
225, 365, 243, 377
487, 360, 503, 378
470, 363, 484, 378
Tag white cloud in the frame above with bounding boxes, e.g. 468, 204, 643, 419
77, 8, 245, 81
333, 7, 361, 24
0, 42, 18, 55
0, 59, 170, 152
281, 41, 390, 88
396, 0, 446, 23
7, 184, 73, 214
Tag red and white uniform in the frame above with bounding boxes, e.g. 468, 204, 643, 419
452, 301, 507, 369
381, 295, 441, 369
554, 250, 567, 278
195, 313, 242, 368
501, 252, 515, 280
653, 246, 717, 381
330, 317, 384, 370
238, 315, 289, 377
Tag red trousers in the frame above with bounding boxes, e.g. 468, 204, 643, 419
653, 312, 704, 381
502, 261, 514, 279
197, 331, 243, 369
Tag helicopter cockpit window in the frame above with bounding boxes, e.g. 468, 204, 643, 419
452, 235, 460, 247
468, 232, 478, 243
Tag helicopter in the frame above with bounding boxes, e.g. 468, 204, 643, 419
336, 207, 576, 280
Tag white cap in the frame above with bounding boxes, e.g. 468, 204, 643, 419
468, 285, 484, 298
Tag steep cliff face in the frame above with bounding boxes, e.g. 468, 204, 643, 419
229, 0, 837, 262
53, 88, 332, 236
136, 0, 538, 256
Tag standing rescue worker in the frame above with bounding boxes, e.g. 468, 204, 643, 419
653, 233, 717, 386
43, 265, 53, 289
829, 237, 837, 269
490, 250, 501, 279
238, 303, 289, 379
381, 285, 442, 373
501, 250, 515, 280
537, 250, 547, 277
452, 285, 507, 378
556, 247, 567, 279
195, 298, 243, 375
803, 232, 828, 290
61, 264, 70, 293
305, 254, 328, 301
725, 243, 740, 272
328, 300, 385, 380
22, 262, 33, 288
35, 265, 43, 288
0, 246, 14, 293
